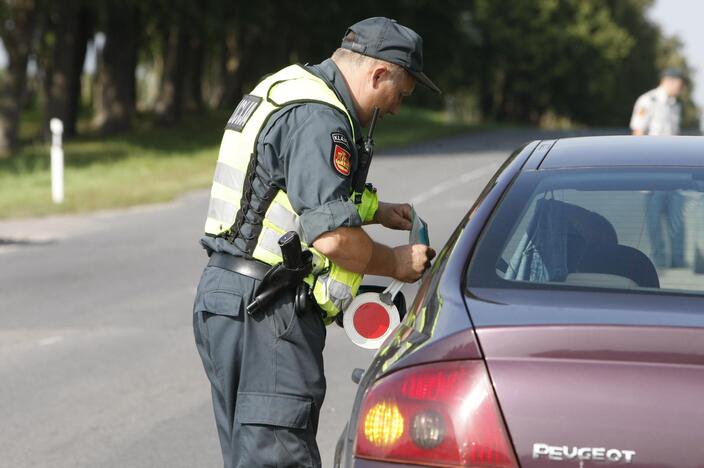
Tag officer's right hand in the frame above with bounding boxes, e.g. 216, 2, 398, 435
392, 244, 436, 283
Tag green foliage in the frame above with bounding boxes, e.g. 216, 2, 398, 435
463, 0, 699, 127
2, 0, 700, 160
471, 0, 635, 123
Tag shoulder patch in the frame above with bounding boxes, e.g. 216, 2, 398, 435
331, 131, 350, 149
330, 132, 352, 177
226, 95, 262, 132
331, 144, 352, 177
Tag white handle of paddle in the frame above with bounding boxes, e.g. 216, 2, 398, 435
380, 280, 404, 305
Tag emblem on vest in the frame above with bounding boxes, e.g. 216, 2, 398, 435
226, 95, 262, 132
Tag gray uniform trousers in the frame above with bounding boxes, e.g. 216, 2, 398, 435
193, 264, 327, 468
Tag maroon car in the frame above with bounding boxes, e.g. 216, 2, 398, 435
335, 136, 704, 468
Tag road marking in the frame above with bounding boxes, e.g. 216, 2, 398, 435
409, 163, 500, 206
37, 336, 64, 346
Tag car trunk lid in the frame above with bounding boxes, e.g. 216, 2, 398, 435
476, 324, 704, 468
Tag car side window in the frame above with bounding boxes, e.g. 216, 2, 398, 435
471, 169, 704, 296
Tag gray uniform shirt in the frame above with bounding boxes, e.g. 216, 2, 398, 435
201, 59, 365, 255
629, 86, 681, 136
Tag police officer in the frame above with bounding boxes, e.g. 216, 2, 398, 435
630, 67, 686, 268
630, 67, 684, 136
193, 17, 438, 468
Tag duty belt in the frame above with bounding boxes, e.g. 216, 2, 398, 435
208, 252, 270, 280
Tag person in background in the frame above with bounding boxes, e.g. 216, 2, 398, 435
630, 67, 686, 268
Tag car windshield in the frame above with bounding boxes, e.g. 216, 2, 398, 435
467, 168, 704, 296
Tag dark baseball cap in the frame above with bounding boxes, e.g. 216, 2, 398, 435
341, 17, 441, 94
661, 67, 684, 79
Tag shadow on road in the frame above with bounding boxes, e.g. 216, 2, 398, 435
0, 237, 55, 247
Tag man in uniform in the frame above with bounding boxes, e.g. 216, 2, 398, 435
630, 67, 684, 137
630, 67, 686, 268
193, 17, 438, 468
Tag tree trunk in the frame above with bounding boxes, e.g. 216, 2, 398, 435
43, 1, 93, 138
0, 0, 37, 156
154, 22, 189, 125
217, 7, 292, 111
182, 34, 204, 113
218, 27, 262, 110
218, 30, 241, 109
93, 1, 138, 134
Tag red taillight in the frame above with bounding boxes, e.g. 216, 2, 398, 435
355, 361, 517, 467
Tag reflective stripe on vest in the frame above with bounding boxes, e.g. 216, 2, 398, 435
204, 64, 379, 319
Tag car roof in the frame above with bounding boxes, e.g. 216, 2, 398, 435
537, 135, 704, 169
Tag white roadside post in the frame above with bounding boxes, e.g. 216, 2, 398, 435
50, 118, 64, 204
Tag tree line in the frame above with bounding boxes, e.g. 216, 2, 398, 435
0, 0, 698, 156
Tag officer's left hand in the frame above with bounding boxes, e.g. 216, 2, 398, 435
375, 202, 412, 230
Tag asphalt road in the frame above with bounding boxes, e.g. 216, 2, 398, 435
0, 129, 609, 468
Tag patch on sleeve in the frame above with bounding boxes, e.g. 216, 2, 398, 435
637, 106, 648, 118
331, 131, 350, 148
225, 95, 262, 132
330, 132, 352, 176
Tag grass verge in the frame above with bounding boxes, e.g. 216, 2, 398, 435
1, 107, 480, 219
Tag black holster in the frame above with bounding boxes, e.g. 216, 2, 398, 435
246, 232, 312, 315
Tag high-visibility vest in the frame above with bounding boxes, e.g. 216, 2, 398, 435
204, 64, 378, 320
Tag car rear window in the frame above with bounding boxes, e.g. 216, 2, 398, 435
467, 168, 704, 296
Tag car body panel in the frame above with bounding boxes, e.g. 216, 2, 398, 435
523, 139, 557, 170
466, 289, 704, 328
337, 136, 704, 468
541, 136, 704, 169
359, 139, 543, 377
478, 325, 704, 468
352, 460, 422, 468
477, 325, 704, 365
337, 140, 542, 468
